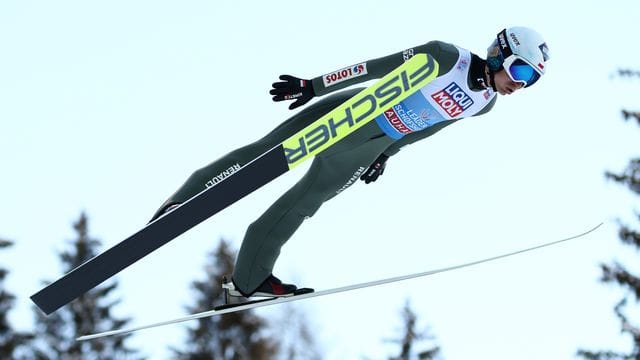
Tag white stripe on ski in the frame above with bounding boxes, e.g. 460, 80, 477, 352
77, 223, 603, 341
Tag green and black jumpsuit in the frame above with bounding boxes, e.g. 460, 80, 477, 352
152, 40, 498, 294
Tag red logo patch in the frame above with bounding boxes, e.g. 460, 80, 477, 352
383, 108, 412, 135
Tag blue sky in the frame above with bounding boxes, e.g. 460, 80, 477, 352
1, 1, 639, 359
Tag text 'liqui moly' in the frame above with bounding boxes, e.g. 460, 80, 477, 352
431, 82, 474, 118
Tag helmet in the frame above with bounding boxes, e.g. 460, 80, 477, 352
486, 26, 550, 87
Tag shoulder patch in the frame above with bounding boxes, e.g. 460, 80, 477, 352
322, 63, 368, 87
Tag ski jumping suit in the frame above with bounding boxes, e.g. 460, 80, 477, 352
152, 41, 498, 294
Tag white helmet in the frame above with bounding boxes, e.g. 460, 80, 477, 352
487, 26, 550, 87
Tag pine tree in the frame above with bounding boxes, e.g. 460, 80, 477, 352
271, 304, 321, 360
171, 239, 278, 360
31, 213, 140, 359
577, 79, 640, 358
0, 239, 34, 359
387, 300, 440, 360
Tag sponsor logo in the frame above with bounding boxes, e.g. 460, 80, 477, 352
498, 32, 509, 49
509, 32, 520, 46
539, 42, 550, 61
383, 107, 412, 135
284, 55, 437, 166
456, 58, 469, 71
323, 63, 368, 87
205, 163, 242, 188
386, 103, 432, 133
431, 82, 474, 118
335, 166, 367, 195
284, 92, 303, 100
402, 48, 415, 61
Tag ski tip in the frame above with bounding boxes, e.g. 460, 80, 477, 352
77, 332, 110, 342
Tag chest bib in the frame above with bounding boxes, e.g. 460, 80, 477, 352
375, 46, 496, 140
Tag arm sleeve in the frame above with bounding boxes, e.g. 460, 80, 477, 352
311, 41, 458, 96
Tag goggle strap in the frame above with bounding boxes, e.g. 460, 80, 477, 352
496, 29, 514, 58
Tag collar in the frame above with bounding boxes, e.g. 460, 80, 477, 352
469, 53, 490, 91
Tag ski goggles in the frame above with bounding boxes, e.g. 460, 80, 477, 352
494, 29, 543, 88
502, 55, 541, 88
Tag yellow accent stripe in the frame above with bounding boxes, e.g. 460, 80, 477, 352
282, 53, 439, 169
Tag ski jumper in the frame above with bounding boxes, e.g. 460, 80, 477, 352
151, 41, 498, 294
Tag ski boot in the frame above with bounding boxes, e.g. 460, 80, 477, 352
222, 274, 313, 304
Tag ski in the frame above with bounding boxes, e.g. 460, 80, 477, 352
30, 53, 439, 315
76, 223, 602, 341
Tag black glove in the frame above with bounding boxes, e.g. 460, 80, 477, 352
360, 154, 389, 184
270, 75, 315, 110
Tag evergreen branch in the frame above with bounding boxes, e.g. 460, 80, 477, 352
605, 159, 640, 196
621, 110, 640, 125
618, 222, 640, 249
576, 349, 630, 360
600, 263, 640, 301
613, 299, 640, 358
617, 69, 640, 78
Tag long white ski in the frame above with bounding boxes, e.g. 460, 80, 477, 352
77, 222, 603, 341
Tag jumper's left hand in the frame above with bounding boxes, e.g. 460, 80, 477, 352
360, 154, 389, 184
270, 75, 315, 110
